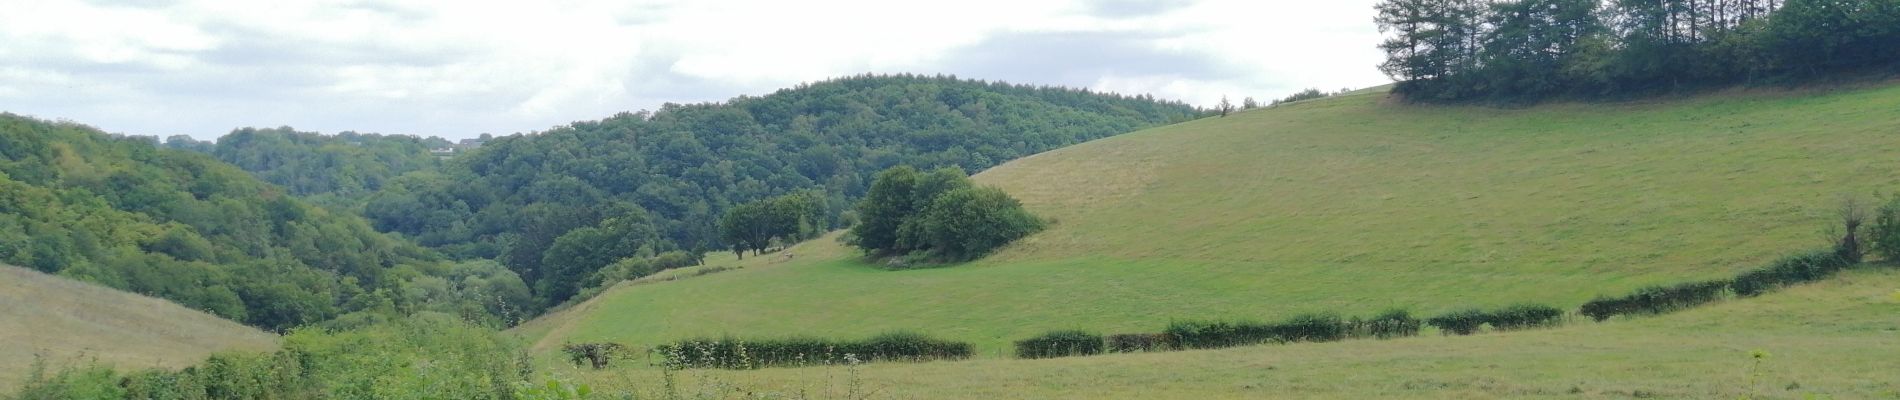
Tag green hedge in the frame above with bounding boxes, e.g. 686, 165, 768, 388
1579, 280, 1729, 322
1426, 309, 1489, 335
1484, 304, 1564, 330
1014, 330, 1105, 359
1105, 333, 1172, 353
1731, 250, 1853, 297
1354, 309, 1422, 339
656, 332, 972, 369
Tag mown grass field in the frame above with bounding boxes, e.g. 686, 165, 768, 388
520, 82, 1900, 358
556, 267, 1900, 398
0, 265, 278, 389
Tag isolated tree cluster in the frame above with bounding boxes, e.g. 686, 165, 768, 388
1375, 0, 1900, 101
718, 190, 828, 258
849, 166, 1044, 263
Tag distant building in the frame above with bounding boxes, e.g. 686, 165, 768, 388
458, 138, 487, 148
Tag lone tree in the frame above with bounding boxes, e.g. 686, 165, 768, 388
1217, 96, 1234, 117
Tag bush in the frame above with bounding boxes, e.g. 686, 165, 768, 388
1871, 195, 1900, 262
1426, 309, 1488, 335
1105, 333, 1172, 353
1579, 280, 1729, 322
656, 332, 972, 369
1358, 309, 1422, 339
1273, 313, 1348, 342
1484, 304, 1565, 330
1163, 320, 1279, 349
10, 314, 526, 400
1014, 330, 1105, 359
1731, 250, 1852, 297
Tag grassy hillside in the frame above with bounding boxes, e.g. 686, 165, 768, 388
0, 265, 277, 389
561, 267, 1900, 398
522, 83, 1900, 356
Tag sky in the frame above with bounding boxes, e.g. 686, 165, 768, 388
0, 0, 1390, 140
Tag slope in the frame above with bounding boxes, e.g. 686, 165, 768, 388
524, 82, 1900, 354
0, 265, 278, 389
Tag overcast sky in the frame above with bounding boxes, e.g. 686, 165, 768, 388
1, 0, 1389, 140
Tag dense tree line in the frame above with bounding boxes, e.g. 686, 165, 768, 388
163, 128, 454, 208
0, 114, 523, 330
359, 74, 1198, 305
849, 166, 1044, 263
1375, 0, 1900, 101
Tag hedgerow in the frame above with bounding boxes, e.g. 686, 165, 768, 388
656, 332, 972, 369
1014, 330, 1105, 359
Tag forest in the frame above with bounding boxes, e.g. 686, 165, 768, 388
1375, 0, 1900, 101
161, 128, 454, 209
0, 114, 528, 331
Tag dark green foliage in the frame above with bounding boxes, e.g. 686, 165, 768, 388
1271, 88, 1339, 106
184, 127, 450, 207
1014, 330, 1105, 359
562, 342, 629, 370
1426, 309, 1489, 335
0, 114, 496, 331
851, 166, 1043, 262
657, 332, 973, 369
362, 75, 1194, 306
1162, 313, 1353, 350
720, 191, 828, 258
1483, 304, 1566, 330
1579, 279, 1729, 321
1731, 249, 1853, 297
1356, 309, 1423, 339
1163, 320, 1276, 349
11, 314, 527, 400
1872, 195, 1900, 261
1374, 0, 1900, 102
1105, 333, 1173, 353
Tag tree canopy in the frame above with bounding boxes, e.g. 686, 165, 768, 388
1375, 0, 1900, 101
0, 114, 521, 330
849, 166, 1043, 263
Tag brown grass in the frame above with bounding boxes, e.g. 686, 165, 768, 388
0, 265, 278, 389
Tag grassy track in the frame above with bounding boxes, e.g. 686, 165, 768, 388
522, 83, 1900, 356
0, 265, 278, 389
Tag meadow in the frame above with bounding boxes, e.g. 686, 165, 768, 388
522, 82, 1900, 355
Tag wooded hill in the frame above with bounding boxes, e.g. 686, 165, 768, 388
355, 74, 1201, 306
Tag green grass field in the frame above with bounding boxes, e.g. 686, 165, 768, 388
520, 83, 1900, 358
0, 265, 278, 389
556, 267, 1900, 398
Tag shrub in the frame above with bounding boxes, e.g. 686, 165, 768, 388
562, 342, 629, 369
1579, 279, 1729, 322
1014, 330, 1105, 359
1426, 309, 1488, 335
1163, 320, 1279, 349
1731, 250, 1852, 297
1871, 195, 1900, 262
1484, 304, 1564, 330
1359, 309, 1422, 339
1105, 333, 1172, 353
656, 332, 972, 369
1273, 313, 1348, 342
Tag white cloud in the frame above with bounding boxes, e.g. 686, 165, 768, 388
0, 0, 1390, 139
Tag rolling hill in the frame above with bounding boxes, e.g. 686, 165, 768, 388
521, 81, 1900, 357
0, 265, 278, 389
